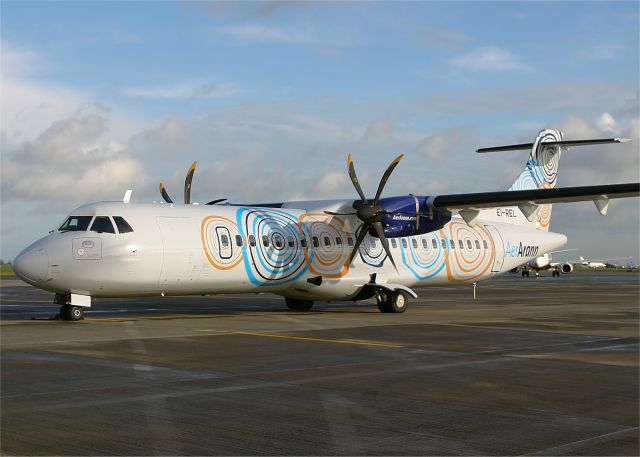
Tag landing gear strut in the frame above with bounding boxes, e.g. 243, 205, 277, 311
376, 290, 409, 313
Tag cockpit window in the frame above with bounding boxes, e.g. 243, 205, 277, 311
90, 216, 116, 234
59, 216, 93, 232
113, 216, 134, 234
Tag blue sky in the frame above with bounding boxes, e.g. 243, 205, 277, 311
1, 0, 639, 262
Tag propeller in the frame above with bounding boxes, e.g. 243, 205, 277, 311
159, 161, 226, 205
326, 154, 404, 271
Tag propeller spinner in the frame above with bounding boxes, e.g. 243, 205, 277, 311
159, 161, 227, 205
326, 154, 404, 271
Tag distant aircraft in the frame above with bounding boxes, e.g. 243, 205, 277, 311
574, 256, 632, 269
519, 249, 576, 277
12, 129, 639, 320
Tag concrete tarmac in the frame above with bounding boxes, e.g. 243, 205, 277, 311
1, 273, 638, 455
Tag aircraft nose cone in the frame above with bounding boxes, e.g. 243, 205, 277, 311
13, 248, 49, 284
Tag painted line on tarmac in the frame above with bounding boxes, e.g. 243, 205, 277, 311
519, 426, 639, 456
198, 329, 404, 348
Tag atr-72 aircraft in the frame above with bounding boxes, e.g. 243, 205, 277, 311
12, 129, 640, 320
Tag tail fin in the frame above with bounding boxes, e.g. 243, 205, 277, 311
477, 130, 629, 231
508, 129, 563, 230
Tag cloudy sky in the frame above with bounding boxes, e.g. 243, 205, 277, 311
1, 1, 638, 263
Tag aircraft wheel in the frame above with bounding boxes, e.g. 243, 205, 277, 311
387, 291, 409, 313
285, 298, 314, 311
60, 305, 84, 321
376, 291, 391, 313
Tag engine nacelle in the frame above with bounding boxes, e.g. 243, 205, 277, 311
560, 262, 574, 274
378, 195, 451, 238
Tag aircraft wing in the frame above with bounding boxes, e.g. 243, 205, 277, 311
430, 183, 639, 226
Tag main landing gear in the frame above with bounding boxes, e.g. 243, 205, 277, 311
376, 290, 409, 313
285, 297, 314, 311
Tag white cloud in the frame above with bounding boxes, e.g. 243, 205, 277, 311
451, 47, 530, 71
2, 113, 151, 202
595, 112, 621, 135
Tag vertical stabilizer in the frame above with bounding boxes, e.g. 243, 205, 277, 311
508, 129, 563, 230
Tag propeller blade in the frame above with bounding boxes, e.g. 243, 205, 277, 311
348, 223, 370, 266
373, 154, 404, 204
324, 211, 358, 216
347, 154, 368, 203
206, 198, 227, 205
184, 161, 197, 204
159, 183, 173, 203
372, 221, 398, 272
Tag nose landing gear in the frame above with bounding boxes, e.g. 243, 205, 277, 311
60, 304, 84, 321
54, 293, 88, 321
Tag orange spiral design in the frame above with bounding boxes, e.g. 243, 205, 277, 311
298, 214, 350, 278
444, 221, 494, 282
201, 215, 243, 270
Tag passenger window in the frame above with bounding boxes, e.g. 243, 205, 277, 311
421, 238, 428, 250
391, 239, 397, 248
113, 216, 133, 233
324, 236, 331, 247
347, 237, 354, 247
401, 239, 407, 248
467, 240, 472, 250
235, 235, 243, 247
59, 215, 93, 232
274, 235, 284, 249
411, 239, 418, 249
336, 237, 342, 246
475, 240, 480, 249
312, 236, 320, 248
450, 239, 456, 249
287, 237, 294, 248
220, 234, 229, 247
459, 240, 464, 250
90, 216, 115, 234
483, 240, 488, 249
441, 239, 446, 248
432, 239, 437, 249
300, 237, 307, 248
262, 235, 270, 247
249, 235, 256, 247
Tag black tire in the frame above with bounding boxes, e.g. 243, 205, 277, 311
60, 305, 84, 321
377, 301, 392, 313
285, 298, 314, 311
388, 291, 409, 313
522, 270, 527, 277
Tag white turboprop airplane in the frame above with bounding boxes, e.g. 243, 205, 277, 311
12, 129, 640, 320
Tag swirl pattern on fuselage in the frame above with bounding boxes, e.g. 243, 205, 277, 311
237, 208, 307, 285
400, 221, 495, 282
299, 214, 350, 278
201, 215, 243, 270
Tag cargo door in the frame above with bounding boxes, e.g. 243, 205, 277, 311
157, 217, 202, 288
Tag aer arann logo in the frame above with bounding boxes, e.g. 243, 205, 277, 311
505, 241, 539, 257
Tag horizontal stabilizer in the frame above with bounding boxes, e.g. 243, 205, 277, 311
431, 183, 640, 210
477, 137, 630, 153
